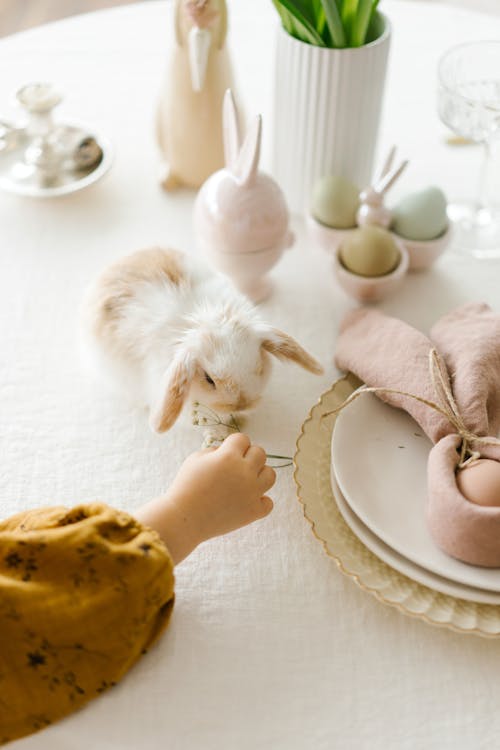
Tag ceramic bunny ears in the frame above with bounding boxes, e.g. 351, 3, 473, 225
372, 146, 408, 197
194, 88, 293, 300
223, 89, 262, 187
357, 146, 408, 228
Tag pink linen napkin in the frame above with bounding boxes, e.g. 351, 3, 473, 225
335, 305, 500, 567
431, 302, 500, 444
335, 308, 451, 442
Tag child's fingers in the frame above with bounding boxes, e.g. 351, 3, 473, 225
258, 466, 276, 492
255, 495, 274, 518
221, 432, 251, 455
199, 446, 219, 454
245, 445, 267, 470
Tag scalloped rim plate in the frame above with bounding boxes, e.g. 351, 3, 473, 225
331, 387, 500, 593
332, 470, 500, 605
293, 376, 500, 638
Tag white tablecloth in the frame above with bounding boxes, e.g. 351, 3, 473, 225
2, 1, 500, 748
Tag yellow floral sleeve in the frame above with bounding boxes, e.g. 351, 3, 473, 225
0, 503, 175, 745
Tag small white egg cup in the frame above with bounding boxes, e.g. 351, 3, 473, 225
201, 242, 290, 303
307, 214, 355, 256
395, 223, 452, 271
194, 90, 293, 304
309, 210, 451, 279
333, 237, 409, 303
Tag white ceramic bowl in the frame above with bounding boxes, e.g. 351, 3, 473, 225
396, 224, 452, 271
333, 237, 409, 303
306, 213, 356, 255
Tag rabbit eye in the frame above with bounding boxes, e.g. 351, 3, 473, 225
204, 371, 215, 387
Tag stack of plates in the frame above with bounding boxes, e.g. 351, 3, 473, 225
331, 386, 500, 606
294, 375, 500, 636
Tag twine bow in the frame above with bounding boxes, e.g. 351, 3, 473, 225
326, 348, 500, 470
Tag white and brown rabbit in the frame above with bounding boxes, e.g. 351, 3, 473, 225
81, 247, 323, 433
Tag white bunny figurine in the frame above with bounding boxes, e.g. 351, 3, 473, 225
81, 247, 323, 434
194, 89, 294, 303
157, 0, 235, 190
356, 146, 409, 228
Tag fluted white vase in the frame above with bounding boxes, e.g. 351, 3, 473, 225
272, 14, 391, 214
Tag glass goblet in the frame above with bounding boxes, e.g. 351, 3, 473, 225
438, 41, 500, 258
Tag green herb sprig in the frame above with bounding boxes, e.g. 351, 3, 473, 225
192, 402, 293, 469
271, 0, 380, 49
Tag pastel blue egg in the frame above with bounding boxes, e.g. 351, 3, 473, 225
391, 187, 448, 241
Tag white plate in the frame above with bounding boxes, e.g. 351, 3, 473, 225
332, 390, 500, 592
331, 467, 500, 605
294, 377, 500, 637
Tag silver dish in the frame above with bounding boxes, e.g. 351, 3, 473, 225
0, 82, 113, 198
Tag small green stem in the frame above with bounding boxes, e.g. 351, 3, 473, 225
192, 403, 293, 469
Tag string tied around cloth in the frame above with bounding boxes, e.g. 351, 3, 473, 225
325, 347, 500, 470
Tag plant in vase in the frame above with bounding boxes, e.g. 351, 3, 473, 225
271, 0, 391, 213
271, 0, 380, 49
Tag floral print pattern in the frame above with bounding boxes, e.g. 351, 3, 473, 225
0, 504, 174, 745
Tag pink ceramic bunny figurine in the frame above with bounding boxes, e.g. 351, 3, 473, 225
356, 147, 408, 228
194, 89, 294, 302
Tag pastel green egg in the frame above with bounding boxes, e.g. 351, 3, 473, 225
391, 186, 448, 241
340, 226, 401, 277
311, 175, 360, 229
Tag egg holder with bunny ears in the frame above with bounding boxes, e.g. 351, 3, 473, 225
194, 89, 294, 303
308, 147, 452, 304
333, 303, 500, 567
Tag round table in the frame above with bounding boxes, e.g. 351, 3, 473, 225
1, 2, 500, 748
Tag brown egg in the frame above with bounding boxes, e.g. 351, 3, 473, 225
456, 459, 500, 507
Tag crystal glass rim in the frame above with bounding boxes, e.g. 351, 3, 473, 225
438, 40, 500, 111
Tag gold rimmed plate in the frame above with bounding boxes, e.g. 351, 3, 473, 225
293, 375, 500, 638
332, 386, 500, 592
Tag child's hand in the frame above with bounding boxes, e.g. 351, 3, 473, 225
167, 433, 275, 540
135, 434, 276, 564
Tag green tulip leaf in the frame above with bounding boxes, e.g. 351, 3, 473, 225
272, 0, 382, 48
351, 0, 377, 46
320, 0, 347, 47
272, 0, 327, 45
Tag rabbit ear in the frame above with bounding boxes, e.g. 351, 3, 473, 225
374, 159, 408, 196
234, 114, 262, 187
378, 146, 396, 181
261, 329, 323, 375
149, 352, 195, 433
223, 89, 241, 170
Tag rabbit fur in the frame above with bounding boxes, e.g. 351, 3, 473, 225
81, 247, 323, 433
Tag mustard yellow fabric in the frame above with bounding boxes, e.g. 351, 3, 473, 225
0, 503, 175, 745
